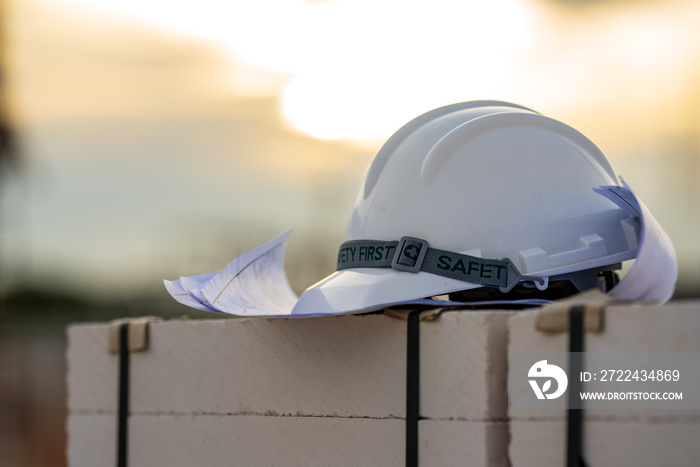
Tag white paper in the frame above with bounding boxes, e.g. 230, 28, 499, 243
203, 229, 300, 315
163, 275, 218, 312
163, 230, 296, 316
598, 183, 677, 303
179, 272, 220, 312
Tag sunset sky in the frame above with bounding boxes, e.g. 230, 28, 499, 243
2, 0, 699, 298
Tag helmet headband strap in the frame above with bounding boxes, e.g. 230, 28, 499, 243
337, 236, 544, 293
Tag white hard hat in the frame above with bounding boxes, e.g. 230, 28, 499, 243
292, 101, 666, 315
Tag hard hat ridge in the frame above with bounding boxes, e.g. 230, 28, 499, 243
361, 100, 534, 199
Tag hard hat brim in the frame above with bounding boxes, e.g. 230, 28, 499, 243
290, 267, 481, 316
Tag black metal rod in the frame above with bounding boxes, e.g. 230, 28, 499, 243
567, 305, 586, 467
117, 323, 130, 467
406, 311, 421, 467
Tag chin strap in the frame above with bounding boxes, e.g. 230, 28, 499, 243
337, 236, 544, 293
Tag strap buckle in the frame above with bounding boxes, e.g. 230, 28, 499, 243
391, 236, 429, 273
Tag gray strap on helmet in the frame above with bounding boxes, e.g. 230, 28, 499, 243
337, 236, 543, 293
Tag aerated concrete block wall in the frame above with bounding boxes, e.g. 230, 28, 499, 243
67, 311, 514, 467
67, 301, 700, 466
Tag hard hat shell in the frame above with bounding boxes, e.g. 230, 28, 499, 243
292, 101, 639, 315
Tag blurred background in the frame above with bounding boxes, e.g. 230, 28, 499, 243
0, 0, 698, 465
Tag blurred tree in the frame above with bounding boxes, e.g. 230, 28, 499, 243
0, 0, 15, 178
0, 0, 17, 310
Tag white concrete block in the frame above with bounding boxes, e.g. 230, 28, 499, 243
68, 414, 508, 467
509, 300, 700, 420
510, 301, 700, 354
510, 419, 700, 467
67, 310, 514, 420
420, 420, 509, 467
508, 300, 700, 466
